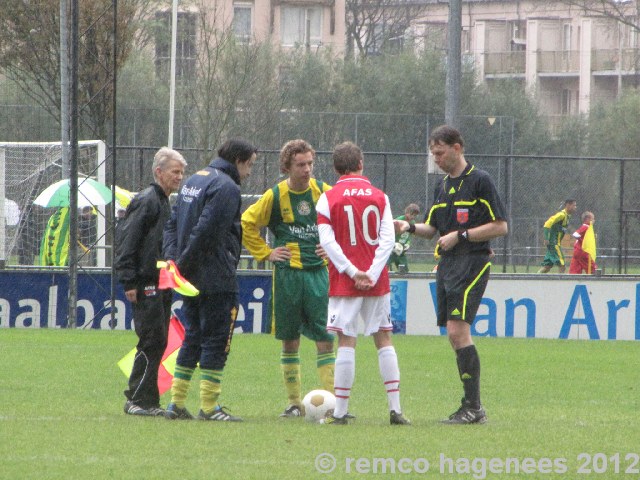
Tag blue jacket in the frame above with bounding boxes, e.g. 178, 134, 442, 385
163, 158, 242, 294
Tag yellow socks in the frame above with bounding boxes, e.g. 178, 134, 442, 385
200, 369, 223, 414
280, 352, 301, 407
317, 351, 336, 394
170, 365, 194, 408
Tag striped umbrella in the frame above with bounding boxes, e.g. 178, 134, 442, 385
34, 178, 112, 208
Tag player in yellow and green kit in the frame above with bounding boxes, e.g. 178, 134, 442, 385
538, 199, 577, 273
242, 139, 336, 417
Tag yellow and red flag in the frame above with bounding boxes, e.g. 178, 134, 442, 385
117, 315, 185, 395
582, 223, 597, 263
157, 260, 199, 297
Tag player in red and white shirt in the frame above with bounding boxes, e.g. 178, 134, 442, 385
316, 141, 410, 426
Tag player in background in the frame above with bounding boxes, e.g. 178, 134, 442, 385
538, 199, 577, 273
241, 139, 335, 418
387, 203, 421, 273
316, 141, 410, 426
569, 211, 597, 274
396, 125, 507, 424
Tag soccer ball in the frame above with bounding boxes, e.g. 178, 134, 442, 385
302, 389, 336, 423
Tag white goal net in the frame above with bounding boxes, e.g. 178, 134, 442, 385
0, 141, 107, 267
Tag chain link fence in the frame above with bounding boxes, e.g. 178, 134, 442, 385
109, 146, 640, 274
2, 107, 640, 272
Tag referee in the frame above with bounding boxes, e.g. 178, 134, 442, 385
395, 125, 507, 424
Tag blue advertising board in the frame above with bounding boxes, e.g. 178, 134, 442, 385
0, 270, 271, 332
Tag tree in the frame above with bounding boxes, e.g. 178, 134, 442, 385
556, 0, 640, 33
176, 0, 284, 164
346, 0, 428, 58
0, 0, 153, 139
587, 90, 640, 157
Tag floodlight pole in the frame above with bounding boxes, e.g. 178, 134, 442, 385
445, 0, 461, 128
60, 0, 70, 177
67, 0, 79, 329
168, 0, 178, 148
110, 0, 118, 330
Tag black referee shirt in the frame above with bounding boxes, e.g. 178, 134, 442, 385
426, 163, 506, 256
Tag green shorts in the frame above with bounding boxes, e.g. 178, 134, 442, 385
541, 244, 565, 267
269, 266, 333, 342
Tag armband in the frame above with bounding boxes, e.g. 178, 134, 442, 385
457, 229, 469, 243
408, 224, 416, 234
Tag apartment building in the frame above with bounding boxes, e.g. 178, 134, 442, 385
154, 0, 346, 81
410, 0, 640, 125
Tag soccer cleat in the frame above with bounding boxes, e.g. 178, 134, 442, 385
198, 405, 243, 422
124, 400, 155, 416
390, 410, 411, 425
441, 402, 487, 425
165, 403, 195, 420
322, 415, 349, 425
280, 404, 304, 417
148, 407, 167, 417
344, 412, 357, 419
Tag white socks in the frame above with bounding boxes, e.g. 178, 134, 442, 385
378, 345, 401, 413
333, 345, 402, 417
333, 347, 355, 418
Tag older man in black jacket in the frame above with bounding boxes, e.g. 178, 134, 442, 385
163, 139, 257, 422
115, 147, 186, 416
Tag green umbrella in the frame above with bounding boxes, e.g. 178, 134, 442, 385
33, 178, 112, 208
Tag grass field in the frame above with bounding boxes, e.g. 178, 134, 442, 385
1, 329, 638, 479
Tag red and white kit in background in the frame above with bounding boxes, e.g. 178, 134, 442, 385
316, 174, 395, 336
569, 222, 597, 274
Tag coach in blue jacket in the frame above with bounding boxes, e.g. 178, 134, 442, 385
163, 139, 257, 422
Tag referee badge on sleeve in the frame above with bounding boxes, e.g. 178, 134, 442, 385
456, 209, 469, 224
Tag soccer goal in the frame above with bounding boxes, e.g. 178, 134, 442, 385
0, 141, 107, 267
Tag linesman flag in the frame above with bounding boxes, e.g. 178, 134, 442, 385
117, 315, 185, 395
157, 260, 199, 297
582, 223, 597, 263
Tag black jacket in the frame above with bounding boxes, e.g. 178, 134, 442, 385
163, 158, 242, 294
115, 183, 171, 291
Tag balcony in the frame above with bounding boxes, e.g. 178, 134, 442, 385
484, 51, 526, 75
592, 48, 640, 73
538, 50, 579, 74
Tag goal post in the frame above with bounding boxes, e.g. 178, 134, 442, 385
0, 140, 107, 267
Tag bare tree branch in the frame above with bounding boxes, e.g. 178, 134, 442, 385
0, 0, 155, 138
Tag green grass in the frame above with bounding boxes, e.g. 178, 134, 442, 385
1, 329, 638, 479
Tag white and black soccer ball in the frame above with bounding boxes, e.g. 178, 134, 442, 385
302, 389, 336, 423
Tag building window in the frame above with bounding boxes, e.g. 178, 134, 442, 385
418, 23, 447, 52
562, 23, 572, 51
281, 6, 322, 46
461, 28, 470, 53
561, 89, 572, 114
233, 3, 253, 43
155, 11, 197, 81
509, 20, 526, 51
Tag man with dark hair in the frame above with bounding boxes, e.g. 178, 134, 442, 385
242, 139, 335, 418
316, 141, 410, 426
396, 125, 508, 424
538, 199, 577, 273
115, 146, 186, 417
163, 139, 257, 422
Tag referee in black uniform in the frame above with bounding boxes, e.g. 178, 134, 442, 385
395, 125, 507, 424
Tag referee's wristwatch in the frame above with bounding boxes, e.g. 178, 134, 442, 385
457, 229, 469, 242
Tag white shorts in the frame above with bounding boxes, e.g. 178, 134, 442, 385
326, 294, 392, 338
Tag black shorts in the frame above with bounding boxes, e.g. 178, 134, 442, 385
436, 254, 491, 327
